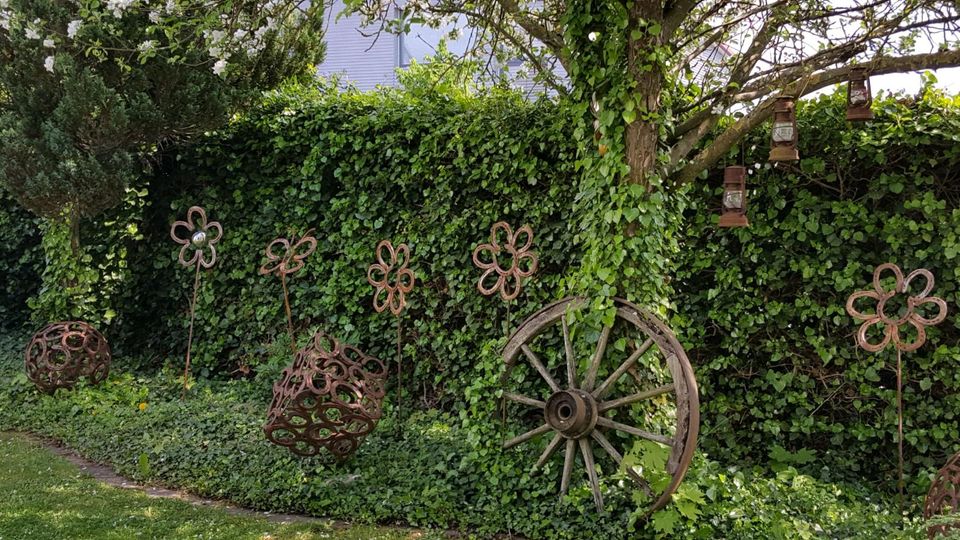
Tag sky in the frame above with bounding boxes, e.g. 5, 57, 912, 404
866, 67, 960, 95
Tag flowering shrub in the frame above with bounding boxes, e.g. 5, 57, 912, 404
0, 0, 325, 228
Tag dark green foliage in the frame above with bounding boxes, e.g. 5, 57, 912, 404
0, 193, 41, 329
675, 88, 960, 495
0, 333, 917, 539
107, 86, 581, 394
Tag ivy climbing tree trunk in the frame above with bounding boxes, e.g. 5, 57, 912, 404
625, 0, 664, 189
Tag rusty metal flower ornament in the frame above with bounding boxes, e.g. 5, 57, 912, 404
366, 240, 415, 316
264, 331, 387, 460
845, 263, 947, 352
259, 231, 318, 278
472, 222, 538, 301
170, 206, 223, 269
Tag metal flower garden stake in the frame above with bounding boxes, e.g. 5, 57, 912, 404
472, 221, 539, 334
846, 263, 947, 507
367, 240, 415, 415
259, 230, 318, 355
170, 206, 222, 398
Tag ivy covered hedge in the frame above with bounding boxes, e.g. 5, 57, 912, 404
676, 88, 960, 493
100, 85, 582, 401
3, 82, 960, 536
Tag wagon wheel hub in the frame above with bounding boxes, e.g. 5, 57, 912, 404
544, 389, 598, 439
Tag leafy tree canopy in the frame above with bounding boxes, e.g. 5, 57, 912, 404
0, 0, 325, 230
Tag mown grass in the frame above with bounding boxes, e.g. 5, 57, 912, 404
0, 432, 427, 540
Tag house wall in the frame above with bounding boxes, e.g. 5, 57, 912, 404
317, 0, 398, 90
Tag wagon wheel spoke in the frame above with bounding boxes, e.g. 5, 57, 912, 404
593, 338, 655, 400
533, 432, 564, 472
582, 325, 612, 392
503, 423, 552, 450
560, 439, 576, 495
562, 313, 577, 388
521, 344, 561, 392
591, 430, 652, 496
503, 392, 545, 408
598, 383, 674, 413
579, 439, 604, 511
596, 417, 673, 446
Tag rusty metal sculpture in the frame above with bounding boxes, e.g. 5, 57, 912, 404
25, 321, 111, 393
500, 297, 699, 513
472, 222, 539, 302
264, 331, 386, 459
170, 206, 222, 398
259, 230, 317, 354
367, 240, 415, 414
367, 240, 415, 316
925, 451, 960, 538
846, 263, 948, 507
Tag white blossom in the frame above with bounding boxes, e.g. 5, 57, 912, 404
43, 39, 54, 48
212, 59, 227, 76
44, 56, 54, 73
106, 0, 136, 18
148, 10, 160, 23
138, 40, 155, 53
25, 27, 40, 40
67, 20, 82, 38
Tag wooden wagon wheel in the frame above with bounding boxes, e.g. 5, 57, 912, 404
500, 296, 699, 513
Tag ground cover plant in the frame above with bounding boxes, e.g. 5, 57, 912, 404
0, 332, 923, 539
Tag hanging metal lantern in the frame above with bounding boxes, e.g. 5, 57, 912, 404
846, 67, 874, 121
718, 165, 749, 228
769, 96, 799, 162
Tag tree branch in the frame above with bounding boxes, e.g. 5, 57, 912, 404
672, 49, 960, 186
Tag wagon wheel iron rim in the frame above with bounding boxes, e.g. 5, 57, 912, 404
499, 296, 700, 514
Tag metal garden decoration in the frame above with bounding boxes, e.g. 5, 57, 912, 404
926, 451, 960, 538
367, 239, 415, 413
846, 67, 874, 122
846, 263, 947, 506
500, 297, 699, 513
25, 321, 111, 393
769, 95, 799, 162
170, 206, 223, 398
472, 221, 539, 303
259, 230, 318, 355
264, 332, 387, 460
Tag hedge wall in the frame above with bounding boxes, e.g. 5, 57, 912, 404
676, 89, 960, 491
102, 86, 582, 404
8, 82, 960, 509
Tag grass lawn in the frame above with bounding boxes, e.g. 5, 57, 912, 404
0, 433, 423, 540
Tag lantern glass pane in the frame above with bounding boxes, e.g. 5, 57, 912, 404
723, 190, 744, 210
849, 87, 869, 105
772, 122, 794, 142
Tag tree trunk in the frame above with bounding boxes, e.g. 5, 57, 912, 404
625, 1, 664, 189
69, 205, 80, 257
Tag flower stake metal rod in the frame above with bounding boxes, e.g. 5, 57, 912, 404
846, 263, 947, 509
367, 240, 415, 417
259, 230, 318, 356
473, 222, 539, 426
170, 206, 222, 399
